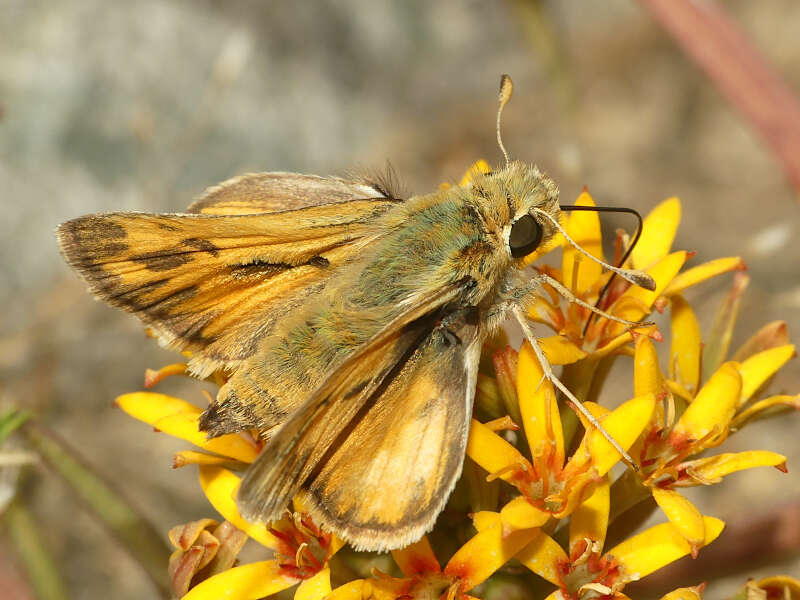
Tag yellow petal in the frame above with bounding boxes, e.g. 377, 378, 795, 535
662, 257, 746, 297
659, 585, 705, 600
517, 342, 564, 463
391, 536, 441, 576
671, 362, 741, 443
459, 159, 491, 186
181, 560, 297, 600
613, 252, 687, 323
198, 466, 278, 548
294, 568, 331, 600
444, 525, 539, 592
594, 330, 635, 358
516, 529, 569, 586
466, 419, 528, 483
153, 413, 259, 464
608, 517, 724, 579
569, 476, 610, 555
326, 580, 366, 600
587, 394, 656, 476
631, 197, 681, 270
116, 392, 259, 464
539, 335, 588, 365
731, 394, 800, 430
651, 488, 705, 549
562, 192, 603, 294
738, 345, 796, 405
472, 511, 501, 532
687, 451, 787, 482
634, 336, 664, 398
500, 497, 550, 531
116, 392, 201, 421
669, 296, 701, 394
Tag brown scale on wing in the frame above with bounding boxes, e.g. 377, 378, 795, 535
57, 196, 401, 377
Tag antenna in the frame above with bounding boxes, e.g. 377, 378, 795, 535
559, 204, 647, 335
497, 74, 513, 167
531, 207, 656, 291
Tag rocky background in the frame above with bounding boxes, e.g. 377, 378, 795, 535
1, 1, 799, 598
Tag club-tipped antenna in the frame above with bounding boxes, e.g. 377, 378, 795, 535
531, 207, 656, 291
497, 74, 513, 167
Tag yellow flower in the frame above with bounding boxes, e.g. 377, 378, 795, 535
467, 343, 655, 529
621, 280, 796, 551
474, 476, 723, 600
116, 392, 343, 600
108, 161, 799, 600
327, 526, 545, 600
526, 193, 744, 359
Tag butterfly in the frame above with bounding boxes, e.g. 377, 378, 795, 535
57, 75, 654, 551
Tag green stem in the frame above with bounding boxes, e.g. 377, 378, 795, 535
24, 423, 171, 598
5, 500, 69, 600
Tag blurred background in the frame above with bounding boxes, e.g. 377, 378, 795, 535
1, 1, 799, 598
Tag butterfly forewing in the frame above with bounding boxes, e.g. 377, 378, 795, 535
56, 191, 401, 375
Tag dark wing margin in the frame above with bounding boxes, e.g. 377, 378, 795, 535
235, 279, 479, 545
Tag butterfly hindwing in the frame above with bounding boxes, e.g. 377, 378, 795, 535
299, 306, 481, 551
235, 282, 478, 537
187, 172, 388, 215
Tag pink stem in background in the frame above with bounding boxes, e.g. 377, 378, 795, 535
639, 0, 800, 197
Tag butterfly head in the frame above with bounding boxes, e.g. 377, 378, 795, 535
463, 160, 560, 264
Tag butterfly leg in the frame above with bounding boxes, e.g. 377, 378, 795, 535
534, 273, 653, 329
511, 304, 638, 471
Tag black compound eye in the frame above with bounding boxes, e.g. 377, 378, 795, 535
508, 214, 543, 258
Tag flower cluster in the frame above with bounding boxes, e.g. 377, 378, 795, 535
117, 163, 798, 599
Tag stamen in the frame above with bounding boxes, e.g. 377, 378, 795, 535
484, 416, 520, 432
572, 538, 597, 565
295, 542, 309, 567
571, 254, 582, 295
664, 392, 676, 429
487, 461, 528, 482
579, 582, 614, 597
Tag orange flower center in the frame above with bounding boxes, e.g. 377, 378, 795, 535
557, 539, 623, 600
639, 425, 727, 488
270, 511, 332, 580
496, 442, 600, 517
